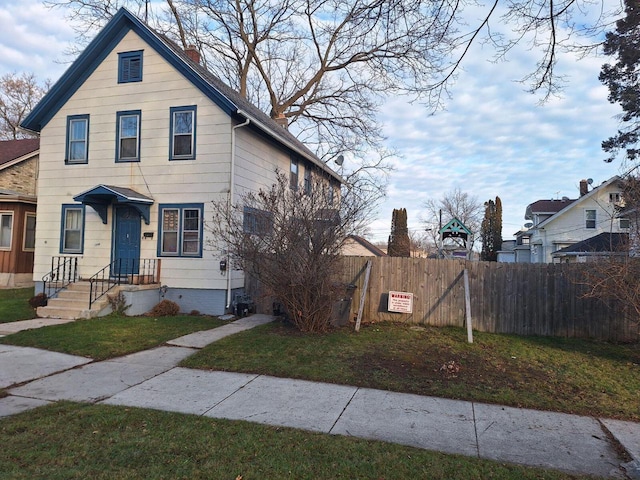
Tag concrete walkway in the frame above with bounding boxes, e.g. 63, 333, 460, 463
0, 314, 638, 478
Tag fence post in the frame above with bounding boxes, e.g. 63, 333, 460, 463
464, 269, 473, 343
355, 260, 372, 332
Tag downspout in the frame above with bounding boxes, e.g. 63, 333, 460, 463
226, 117, 251, 311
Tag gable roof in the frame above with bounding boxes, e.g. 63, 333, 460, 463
552, 232, 628, 256
525, 198, 575, 219
0, 138, 39, 167
345, 235, 388, 256
439, 217, 473, 236
20, 8, 341, 183
535, 176, 621, 230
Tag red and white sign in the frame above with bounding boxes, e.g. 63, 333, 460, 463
388, 291, 413, 313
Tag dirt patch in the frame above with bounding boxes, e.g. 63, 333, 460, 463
353, 343, 552, 401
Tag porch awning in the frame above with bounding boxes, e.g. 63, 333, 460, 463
73, 185, 154, 225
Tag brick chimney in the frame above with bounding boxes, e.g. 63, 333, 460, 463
274, 112, 288, 129
184, 45, 201, 64
579, 179, 588, 196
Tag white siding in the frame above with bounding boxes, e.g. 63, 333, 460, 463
528, 183, 626, 263
35, 31, 234, 290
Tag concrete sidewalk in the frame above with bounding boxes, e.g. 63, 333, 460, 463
0, 314, 638, 478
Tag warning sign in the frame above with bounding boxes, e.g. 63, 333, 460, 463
388, 291, 413, 313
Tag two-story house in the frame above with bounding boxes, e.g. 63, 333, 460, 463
21, 8, 341, 317
518, 177, 629, 263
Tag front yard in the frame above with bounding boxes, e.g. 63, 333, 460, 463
0, 291, 636, 479
0, 288, 36, 323
0, 314, 227, 360
180, 320, 640, 422
0, 402, 590, 480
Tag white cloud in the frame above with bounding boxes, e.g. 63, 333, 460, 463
0, 0, 75, 81
369, 5, 624, 243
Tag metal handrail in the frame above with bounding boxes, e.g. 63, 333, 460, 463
42, 256, 78, 298
89, 258, 158, 309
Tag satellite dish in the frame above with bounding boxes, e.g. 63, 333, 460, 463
587, 178, 593, 185
524, 222, 533, 228
335, 155, 344, 166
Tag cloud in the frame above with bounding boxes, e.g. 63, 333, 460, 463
0, 0, 74, 81
368, 4, 624, 243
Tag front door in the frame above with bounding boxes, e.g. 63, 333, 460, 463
113, 206, 141, 276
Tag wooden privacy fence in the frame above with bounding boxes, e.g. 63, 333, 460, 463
338, 257, 640, 342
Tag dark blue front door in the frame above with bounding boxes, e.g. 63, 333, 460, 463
113, 206, 141, 276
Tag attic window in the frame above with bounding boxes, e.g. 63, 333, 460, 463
118, 51, 143, 83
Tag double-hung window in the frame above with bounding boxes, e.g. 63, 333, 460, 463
585, 209, 596, 229
243, 206, 273, 236
66, 115, 89, 164
23, 213, 36, 251
290, 158, 299, 190
0, 212, 13, 250
158, 204, 203, 257
60, 205, 84, 254
303, 168, 312, 195
116, 110, 141, 162
170, 106, 196, 160
118, 50, 143, 83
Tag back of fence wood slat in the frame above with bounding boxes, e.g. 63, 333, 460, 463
338, 257, 639, 342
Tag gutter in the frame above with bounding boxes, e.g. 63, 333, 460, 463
226, 117, 251, 311
235, 109, 344, 184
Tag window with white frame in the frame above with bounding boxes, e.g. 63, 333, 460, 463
609, 192, 621, 203
585, 209, 596, 229
0, 213, 13, 249
66, 115, 89, 164
23, 213, 36, 251
116, 110, 141, 162
170, 106, 196, 160
60, 205, 84, 253
158, 204, 203, 257
620, 218, 630, 229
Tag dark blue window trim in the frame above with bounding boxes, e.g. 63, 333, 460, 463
118, 50, 143, 83
65, 114, 89, 164
243, 206, 274, 236
115, 110, 141, 162
169, 106, 197, 160
60, 204, 85, 254
157, 203, 204, 258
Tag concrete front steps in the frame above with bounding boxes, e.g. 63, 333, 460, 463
37, 282, 117, 320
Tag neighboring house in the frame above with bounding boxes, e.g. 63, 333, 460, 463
342, 235, 388, 256
20, 8, 341, 316
496, 239, 516, 263
519, 177, 629, 263
552, 232, 629, 263
0, 139, 39, 287
0, 138, 39, 196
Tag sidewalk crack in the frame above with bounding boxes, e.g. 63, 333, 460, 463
329, 387, 359, 435
472, 402, 480, 458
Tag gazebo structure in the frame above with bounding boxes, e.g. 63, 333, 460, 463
438, 217, 473, 259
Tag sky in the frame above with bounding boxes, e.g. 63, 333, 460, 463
0, 0, 627, 244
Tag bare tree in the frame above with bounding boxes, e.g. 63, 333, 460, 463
0, 73, 49, 140
45, 0, 622, 196
422, 188, 483, 251
208, 172, 370, 332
